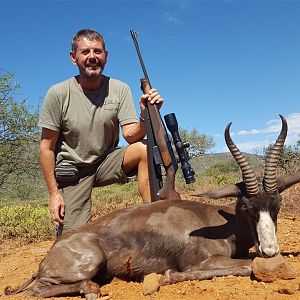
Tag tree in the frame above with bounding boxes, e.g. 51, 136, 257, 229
178, 127, 215, 158
278, 143, 300, 173
0, 69, 40, 190
264, 137, 300, 174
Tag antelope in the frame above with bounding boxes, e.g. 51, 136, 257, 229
5, 115, 300, 299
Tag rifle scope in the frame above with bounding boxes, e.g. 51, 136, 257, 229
164, 113, 195, 184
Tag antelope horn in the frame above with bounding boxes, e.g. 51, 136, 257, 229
225, 122, 259, 196
263, 115, 288, 193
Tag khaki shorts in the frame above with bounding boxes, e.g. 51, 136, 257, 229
57, 147, 135, 234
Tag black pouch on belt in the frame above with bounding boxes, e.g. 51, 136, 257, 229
55, 163, 79, 182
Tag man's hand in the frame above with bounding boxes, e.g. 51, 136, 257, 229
122, 88, 164, 144
49, 192, 65, 224
139, 88, 164, 117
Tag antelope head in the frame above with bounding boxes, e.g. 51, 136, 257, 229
201, 115, 300, 257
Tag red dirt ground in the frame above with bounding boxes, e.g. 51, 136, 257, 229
1, 185, 300, 300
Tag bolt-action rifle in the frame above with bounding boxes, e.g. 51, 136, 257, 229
130, 30, 195, 202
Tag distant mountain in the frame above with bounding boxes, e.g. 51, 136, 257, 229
190, 152, 264, 174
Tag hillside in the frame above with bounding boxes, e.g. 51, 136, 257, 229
190, 152, 265, 174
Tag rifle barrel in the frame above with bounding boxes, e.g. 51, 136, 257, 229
130, 30, 151, 87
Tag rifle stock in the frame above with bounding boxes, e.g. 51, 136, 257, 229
140, 79, 181, 201
140, 79, 172, 167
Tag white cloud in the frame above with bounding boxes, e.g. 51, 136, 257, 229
229, 113, 300, 138
222, 140, 269, 155
285, 113, 300, 134
220, 113, 300, 154
236, 129, 260, 136
264, 113, 300, 135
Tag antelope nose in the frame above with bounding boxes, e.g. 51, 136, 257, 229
260, 245, 279, 257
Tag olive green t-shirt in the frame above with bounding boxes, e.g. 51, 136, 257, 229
38, 76, 138, 166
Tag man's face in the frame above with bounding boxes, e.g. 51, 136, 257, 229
70, 37, 108, 79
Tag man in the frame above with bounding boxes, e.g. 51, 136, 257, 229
39, 29, 163, 234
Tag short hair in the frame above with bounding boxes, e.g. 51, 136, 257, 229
71, 29, 106, 52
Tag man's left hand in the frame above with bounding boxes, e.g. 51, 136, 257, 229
139, 88, 164, 117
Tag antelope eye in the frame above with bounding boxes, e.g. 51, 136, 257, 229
241, 204, 247, 211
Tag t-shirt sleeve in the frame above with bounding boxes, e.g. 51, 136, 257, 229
38, 87, 62, 131
118, 84, 138, 126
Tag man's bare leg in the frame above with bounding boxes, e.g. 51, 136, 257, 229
122, 141, 151, 202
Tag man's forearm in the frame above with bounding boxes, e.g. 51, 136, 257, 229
123, 120, 147, 144
40, 149, 58, 196
40, 147, 65, 223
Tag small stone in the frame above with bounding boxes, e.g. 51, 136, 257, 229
252, 253, 295, 282
30, 247, 50, 255
143, 273, 162, 295
277, 282, 299, 295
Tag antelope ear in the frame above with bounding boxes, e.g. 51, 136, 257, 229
277, 172, 300, 193
196, 182, 245, 199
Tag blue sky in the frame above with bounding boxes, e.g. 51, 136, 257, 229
1, 0, 300, 153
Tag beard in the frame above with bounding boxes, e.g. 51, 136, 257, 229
79, 62, 105, 79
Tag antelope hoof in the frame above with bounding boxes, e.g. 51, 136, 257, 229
80, 280, 101, 299
160, 269, 173, 286
85, 292, 103, 300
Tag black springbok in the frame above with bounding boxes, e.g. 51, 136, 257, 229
5, 115, 300, 299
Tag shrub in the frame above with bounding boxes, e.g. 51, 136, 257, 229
278, 145, 300, 173
91, 181, 141, 219
205, 161, 241, 186
0, 204, 54, 242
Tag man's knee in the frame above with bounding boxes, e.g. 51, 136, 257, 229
136, 140, 147, 161
122, 141, 147, 173
127, 140, 147, 160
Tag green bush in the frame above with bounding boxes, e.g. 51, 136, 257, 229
0, 204, 54, 242
205, 161, 241, 186
278, 145, 300, 173
91, 181, 141, 219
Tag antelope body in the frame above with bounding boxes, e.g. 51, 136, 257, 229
5, 115, 300, 299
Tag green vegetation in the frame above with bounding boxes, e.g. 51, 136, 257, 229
0, 204, 54, 242
205, 160, 241, 186
0, 172, 232, 243
0, 69, 42, 199
278, 142, 300, 173
178, 127, 215, 157
263, 141, 300, 175
92, 181, 141, 218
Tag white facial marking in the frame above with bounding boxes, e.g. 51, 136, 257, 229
256, 211, 279, 257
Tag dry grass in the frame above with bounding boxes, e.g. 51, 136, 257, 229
1, 171, 299, 245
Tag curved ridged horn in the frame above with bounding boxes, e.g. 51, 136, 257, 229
263, 115, 288, 193
225, 122, 259, 196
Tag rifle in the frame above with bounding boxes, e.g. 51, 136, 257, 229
130, 30, 195, 202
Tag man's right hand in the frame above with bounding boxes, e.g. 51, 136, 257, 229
49, 192, 65, 224
40, 128, 64, 224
